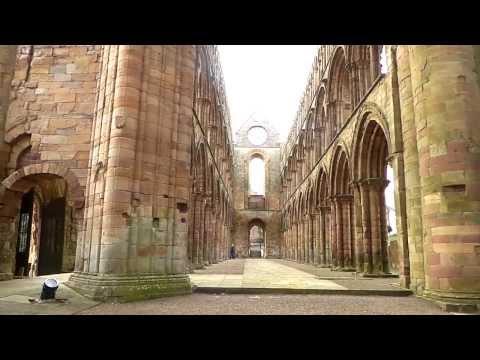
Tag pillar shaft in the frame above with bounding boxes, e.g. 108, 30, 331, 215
408, 46, 480, 305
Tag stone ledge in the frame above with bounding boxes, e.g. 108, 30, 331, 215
65, 272, 192, 303
0, 273, 13, 281
423, 289, 480, 314
434, 301, 479, 314
362, 273, 399, 278
193, 286, 412, 297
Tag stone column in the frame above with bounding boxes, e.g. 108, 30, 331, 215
212, 210, 218, 263
294, 221, 299, 261
67, 45, 194, 302
359, 178, 390, 274
359, 180, 372, 273
368, 178, 389, 274
338, 194, 354, 269
304, 216, 309, 263
0, 46, 16, 180
352, 182, 364, 273
309, 214, 315, 263
318, 207, 327, 266
204, 200, 213, 265
325, 205, 332, 266
313, 210, 320, 265
334, 196, 344, 269
330, 197, 338, 268
299, 217, 304, 262
395, 45, 424, 292
409, 46, 480, 307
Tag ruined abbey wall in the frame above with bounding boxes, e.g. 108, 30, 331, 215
0, 45, 479, 308
280, 45, 480, 307
232, 119, 282, 258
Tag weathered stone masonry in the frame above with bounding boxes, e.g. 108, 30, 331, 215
0, 45, 479, 309
232, 118, 281, 258
280, 45, 480, 307
0, 45, 233, 301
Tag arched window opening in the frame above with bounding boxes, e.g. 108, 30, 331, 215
248, 126, 267, 146
249, 155, 265, 196
249, 222, 266, 258
385, 164, 397, 235
380, 46, 388, 74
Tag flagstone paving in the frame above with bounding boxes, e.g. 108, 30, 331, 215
190, 259, 409, 295
0, 273, 99, 315
0, 259, 463, 315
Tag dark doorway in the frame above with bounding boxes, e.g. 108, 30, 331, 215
15, 190, 34, 276
37, 197, 66, 275
248, 220, 266, 258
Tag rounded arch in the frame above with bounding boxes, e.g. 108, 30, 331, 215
330, 145, 352, 196
352, 103, 392, 181
193, 142, 208, 193
327, 46, 352, 134
0, 163, 84, 208
315, 165, 330, 207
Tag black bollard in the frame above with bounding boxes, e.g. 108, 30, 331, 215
40, 279, 59, 300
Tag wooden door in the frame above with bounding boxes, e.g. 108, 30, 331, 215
38, 197, 66, 275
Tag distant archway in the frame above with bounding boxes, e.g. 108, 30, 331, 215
248, 219, 266, 258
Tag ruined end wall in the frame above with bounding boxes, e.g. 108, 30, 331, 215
232, 119, 281, 258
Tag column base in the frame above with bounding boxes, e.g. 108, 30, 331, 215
362, 272, 399, 278
0, 273, 13, 281
332, 267, 357, 272
65, 272, 192, 303
423, 289, 480, 313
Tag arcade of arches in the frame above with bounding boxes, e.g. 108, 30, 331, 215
0, 45, 479, 309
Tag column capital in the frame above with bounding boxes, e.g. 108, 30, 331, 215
359, 177, 389, 190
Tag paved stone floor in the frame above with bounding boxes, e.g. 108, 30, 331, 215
190, 259, 409, 294
0, 259, 466, 315
0, 273, 99, 315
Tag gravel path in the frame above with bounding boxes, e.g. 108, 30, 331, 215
78, 293, 449, 315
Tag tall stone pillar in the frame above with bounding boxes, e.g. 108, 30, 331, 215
295, 221, 299, 261
309, 214, 315, 263
192, 195, 204, 268
304, 216, 309, 263
330, 197, 338, 267
318, 207, 327, 266
67, 45, 194, 302
395, 45, 424, 292
204, 200, 213, 265
324, 206, 331, 266
408, 46, 480, 307
313, 210, 320, 265
367, 178, 389, 274
338, 195, 354, 269
334, 197, 344, 268
359, 180, 372, 273
0, 46, 16, 179
353, 183, 364, 273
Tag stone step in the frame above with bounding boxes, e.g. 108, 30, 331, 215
193, 286, 412, 297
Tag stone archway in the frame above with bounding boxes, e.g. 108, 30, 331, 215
0, 164, 84, 280
248, 219, 266, 258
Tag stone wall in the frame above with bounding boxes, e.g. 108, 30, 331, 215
279, 45, 480, 308
0, 45, 99, 279
232, 119, 281, 258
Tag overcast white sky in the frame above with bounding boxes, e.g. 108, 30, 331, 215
218, 45, 318, 142
218, 45, 397, 232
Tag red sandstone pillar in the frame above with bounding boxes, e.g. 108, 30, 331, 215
409, 46, 480, 307
68, 45, 194, 301
334, 197, 344, 269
